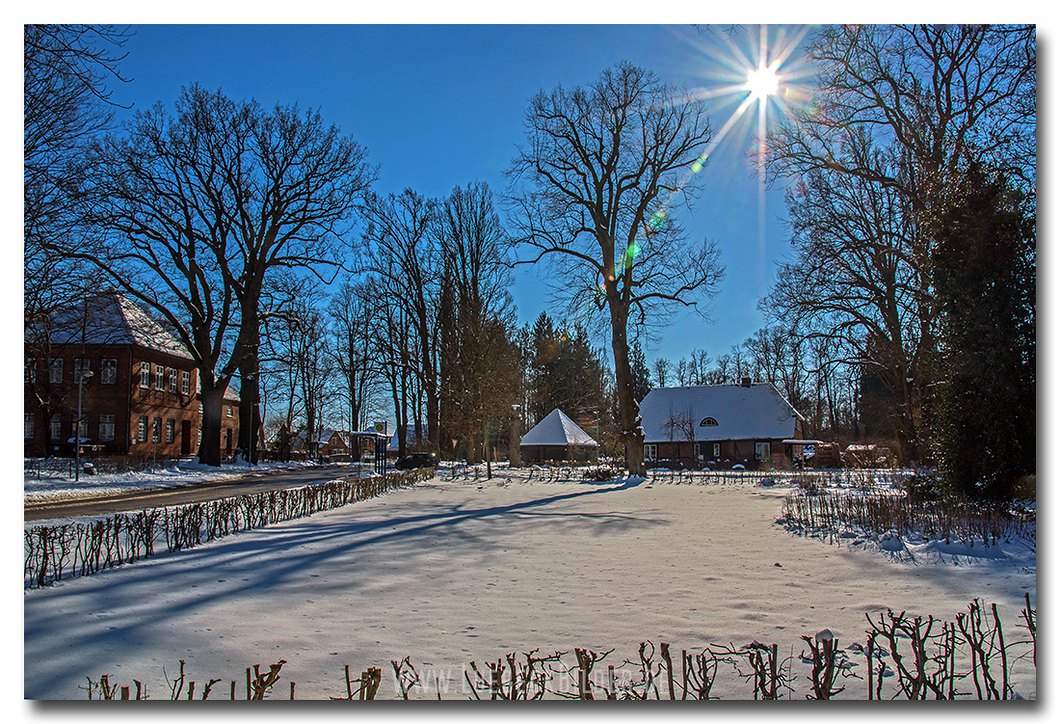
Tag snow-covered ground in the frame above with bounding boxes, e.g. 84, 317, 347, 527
24, 458, 338, 503
23, 469, 1036, 700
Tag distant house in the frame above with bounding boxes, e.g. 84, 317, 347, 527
24, 292, 202, 458
290, 428, 349, 459
639, 380, 805, 469
519, 408, 600, 463
387, 423, 428, 456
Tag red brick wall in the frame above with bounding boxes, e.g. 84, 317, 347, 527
25, 344, 201, 459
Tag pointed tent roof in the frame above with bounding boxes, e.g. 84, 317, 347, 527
520, 409, 599, 447
639, 383, 802, 443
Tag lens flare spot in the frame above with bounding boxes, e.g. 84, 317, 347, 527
648, 208, 668, 231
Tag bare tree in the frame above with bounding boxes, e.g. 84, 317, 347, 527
652, 357, 672, 388
24, 25, 129, 327
765, 24, 1036, 464
24, 25, 130, 446
71, 85, 372, 465
327, 277, 379, 434
361, 189, 440, 452
509, 62, 724, 475
436, 182, 520, 460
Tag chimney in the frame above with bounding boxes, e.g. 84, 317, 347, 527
741, 376, 752, 387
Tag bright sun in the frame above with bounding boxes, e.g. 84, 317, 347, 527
747, 65, 780, 100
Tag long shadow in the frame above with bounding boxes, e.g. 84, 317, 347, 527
25, 477, 653, 697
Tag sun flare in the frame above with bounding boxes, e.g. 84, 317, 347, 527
747, 65, 780, 100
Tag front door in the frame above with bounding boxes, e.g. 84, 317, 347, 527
180, 420, 192, 455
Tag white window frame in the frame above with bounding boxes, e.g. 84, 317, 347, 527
49, 358, 63, 384
138, 416, 148, 443
50, 417, 62, 442
180, 370, 190, 395
165, 418, 175, 443
168, 369, 177, 393
73, 358, 91, 382
644, 443, 658, 460
755, 441, 771, 462
101, 358, 117, 385
152, 417, 162, 443
24, 413, 33, 440
713, 442, 721, 458
155, 364, 165, 390
226, 405, 233, 418
99, 415, 115, 443
140, 362, 151, 388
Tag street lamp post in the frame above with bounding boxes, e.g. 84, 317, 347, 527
74, 369, 94, 482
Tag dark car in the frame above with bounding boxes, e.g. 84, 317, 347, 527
394, 453, 439, 470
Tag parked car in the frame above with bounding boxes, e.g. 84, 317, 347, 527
394, 453, 439, 470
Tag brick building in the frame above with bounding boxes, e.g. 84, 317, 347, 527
24, 292, 237, 460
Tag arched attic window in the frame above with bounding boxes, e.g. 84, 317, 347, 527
699, 417, 719, 427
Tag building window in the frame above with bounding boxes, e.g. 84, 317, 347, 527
644, 443, 658, 460
49, 358, 63, 384
73, 417, 87, 441
140, 362, 151, 388
226, 405, 233, 418
168, 369, 177, 393
50, 417, 62, 442
152, 417, 162, 443
155, 364, 165, 390
165, 419, 175, 443
699, 417, 719, 427
180, 370, 190, 395
755, 441, 771, 462
101, 358, 117, 385
138, 416, 148, 443
713, 443, 721, 458
73, 358, 91, 383
99, 415, 115, 443
25, 357, 36, 384
24, 413, 33, 440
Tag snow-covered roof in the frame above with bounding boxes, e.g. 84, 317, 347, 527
640, 383, 801, 443
520, 409, 599, 448
388, 423, 427, 451
27, 292, 192, 360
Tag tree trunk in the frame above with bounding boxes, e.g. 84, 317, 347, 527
236, 291, 262, 465
198, 377, 226, 466
237, 358, 260, 464
608, 301, 645, 477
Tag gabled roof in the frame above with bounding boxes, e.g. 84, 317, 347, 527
27, 291, 192, 360
640, 383, 801, 443
291, 428, 345, 448
520, 408, 599, 447
388, 423, 427, 451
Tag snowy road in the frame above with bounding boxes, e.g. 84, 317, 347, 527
24, 475, 1036, 699
24, 464, 356, 523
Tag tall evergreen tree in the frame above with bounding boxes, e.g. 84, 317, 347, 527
526, 312, 608, 427
930, 165, 1035, 500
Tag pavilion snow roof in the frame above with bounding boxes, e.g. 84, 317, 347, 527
520, 408, 599, 447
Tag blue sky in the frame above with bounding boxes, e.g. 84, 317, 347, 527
107, 23, 801, 367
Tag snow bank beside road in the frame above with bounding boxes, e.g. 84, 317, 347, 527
24, 459, 337, 502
